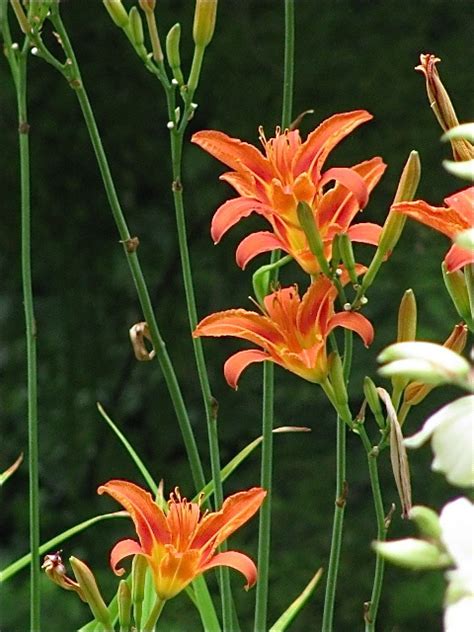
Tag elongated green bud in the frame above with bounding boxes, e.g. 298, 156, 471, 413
166, 23, 184, 85
129, 7, 144, 48
193, 0, 218, 48
373, 538, 449, 570
138, 0, 156, 12
103, 0, 129, 28
338, 233, 358, 285
363, 377, 385, 429
378, 151, 421, 256
131, 554, 148, 629
328, 352, 348, 406
297, 201, 330, 275
397, 289, 417, 342
442, 263, 472, 326
118, 580, 132, 631
70, 557, 113, 629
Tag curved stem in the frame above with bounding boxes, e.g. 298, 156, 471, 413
358, 425, 387, 632
16, 42, 41, 632
50, 11, 206, 494
143, 597, 166, 632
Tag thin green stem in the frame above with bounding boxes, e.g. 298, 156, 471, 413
358, 425, 387, 632
187, 45, 205, 95
16, 41, 41, 632
165, 90, 232, 628
254, 3, 295, 630
253, 362, 275, 632
321, 414, 346, 632
50, 11, 206, 494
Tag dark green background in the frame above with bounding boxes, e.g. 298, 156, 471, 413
1, 1, 473, 630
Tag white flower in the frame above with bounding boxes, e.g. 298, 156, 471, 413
404, 396, 474, 487
378, 342, 471, 386
441, 498, 474, 631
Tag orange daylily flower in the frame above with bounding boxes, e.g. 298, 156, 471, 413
98, 480, 266, 601
192, 111, 386, 274
193, 275, 374, 387
392, 187, 474, 271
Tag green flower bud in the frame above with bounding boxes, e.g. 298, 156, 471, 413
193, 0, 218, 48
70, 557, 113, 628
166, 23, 184, 85
338, 233, 358, 285
118, 580, 132, 630
409, 505, 442, 540
442, 263, 472, 326
363, 377, 385, 429
102, 0, 129, 29
373, 538, 449, 570
129, 6, 145, 48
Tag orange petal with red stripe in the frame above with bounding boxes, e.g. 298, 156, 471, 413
223, 349, 269, 389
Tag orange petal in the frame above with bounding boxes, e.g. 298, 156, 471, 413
224, 349, 269, 389
192, 130, 271, 180
193, 487, 266, 550
211, 198, 268, 243
444, 243, 474, 272
327, 312, 374, 347
98, 480, 170, 553
220, 171, 258, 198
296, 276, 335, 336
319, 167, 369, 209
293, 111, 373, 178
444, 187, 474, 225
319, 157, 386, 229
236, 231, 286, 269
391, 200, 469, 238
201, 551, 258, 590
193, 309, 283, 346
347, 222, 383, 246
109, 538, 143, 576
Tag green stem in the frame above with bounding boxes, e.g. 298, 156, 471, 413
321, 414, 346, 632
17, 41, 41, 632
50, 11, 206, 494
358, 426, 387, 632
143, 597, 166, 632
187, 44, 205, 95
254, 4, 295, 631
165, 93, 232, 628
253, 362, 275, 632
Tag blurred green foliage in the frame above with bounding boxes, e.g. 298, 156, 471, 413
1, 1, 472, 630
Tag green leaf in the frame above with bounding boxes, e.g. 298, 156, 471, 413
269, 568, 323, 631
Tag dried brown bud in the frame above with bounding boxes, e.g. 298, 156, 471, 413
129, 322, 155, 361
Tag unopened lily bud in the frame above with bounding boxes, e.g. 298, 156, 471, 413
442, 264, 472, 326
338, 233, 358, 285
378, 341, 471, 387
363, 377, 385, 429
131, 554, 148, 628
378, 151, 421, 256
102, 0, 129, 28
42, 552, 85, 601
129, 322, 155, 361
252, 266, 272, 307
118, 580, 132, 630
166, 23, 184, 85
404, 323, 468, 406
129, 7, 145, 48
397, 289, 417, 342
297, 201, 330, 275
328, 352, 348, 407
193, 0, 218, 48
416, 54, 474, 162
70, 557, 113, 629
138, 0, 156, 13
409, 505, 442, 540
373, 538, 449, 570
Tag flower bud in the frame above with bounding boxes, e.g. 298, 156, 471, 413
138, 0, 156, 13
338, 233, 358, 285
378, 342, 471, 386
70, 557, 113, 628
416, 54, 474, 162
297, 201, 330, 275
166, 23, 184, 85
378, 151, 421, 256
373, 538, 448, 570
102, 0, 129, 29
363, 377, 385, 429
131, 554, 148, 627
397, 289, 417, 343
118, 580, 132, 630
193, 0, 218, 48
442, 264, 472, 326
328, 352, 348, 407
129, 7, 145, 48
409, 505, 442, 540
